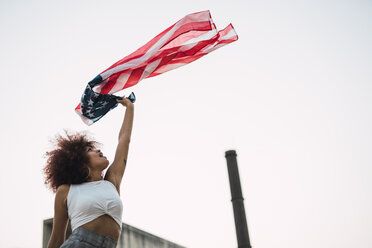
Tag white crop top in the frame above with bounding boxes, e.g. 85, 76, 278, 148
67, 179, 123, 232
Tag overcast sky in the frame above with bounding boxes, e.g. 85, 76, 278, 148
0, 0, 371, 247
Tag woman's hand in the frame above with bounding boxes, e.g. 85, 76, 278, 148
116, 96, 134, 108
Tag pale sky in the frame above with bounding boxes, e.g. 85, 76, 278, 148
0, 0, 371, 247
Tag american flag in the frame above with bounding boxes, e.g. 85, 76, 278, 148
75, 10, 238, 125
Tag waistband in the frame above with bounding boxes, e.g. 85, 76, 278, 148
71, 226, 117, 248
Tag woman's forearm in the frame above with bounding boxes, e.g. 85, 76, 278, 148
118, 104, 134, 142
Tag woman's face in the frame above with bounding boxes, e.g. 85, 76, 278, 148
86, 147, 109, 170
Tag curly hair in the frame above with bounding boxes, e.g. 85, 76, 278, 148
43, 130, 100, 193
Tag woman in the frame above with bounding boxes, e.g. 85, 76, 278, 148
43, 96, 134, 248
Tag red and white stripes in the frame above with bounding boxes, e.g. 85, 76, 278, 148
92, 10, 238, 95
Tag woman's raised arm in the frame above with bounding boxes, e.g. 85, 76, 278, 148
104, 97, 134, 193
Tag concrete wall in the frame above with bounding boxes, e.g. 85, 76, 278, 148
43, 218, 185, 248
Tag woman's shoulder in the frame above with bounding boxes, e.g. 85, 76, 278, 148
56, 184, 70, 197
54, 184, 71, 209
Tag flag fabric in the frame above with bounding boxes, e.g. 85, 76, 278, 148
75, 10, 238, 125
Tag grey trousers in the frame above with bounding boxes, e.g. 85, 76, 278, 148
60, 227, 117, 248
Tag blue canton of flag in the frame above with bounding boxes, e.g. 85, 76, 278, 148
78, 75, 135, 125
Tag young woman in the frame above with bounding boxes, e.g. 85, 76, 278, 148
44, 97, 134, 248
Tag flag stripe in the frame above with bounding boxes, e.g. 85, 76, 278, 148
100, 12, 213, 79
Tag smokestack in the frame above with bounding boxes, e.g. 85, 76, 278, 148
225, 150, 252, 248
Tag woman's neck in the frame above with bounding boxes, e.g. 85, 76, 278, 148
87, 171, 103, 182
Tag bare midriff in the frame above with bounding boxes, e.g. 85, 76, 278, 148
80, 214, 121, 243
